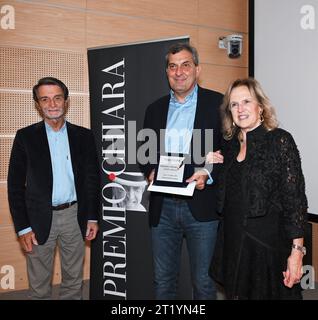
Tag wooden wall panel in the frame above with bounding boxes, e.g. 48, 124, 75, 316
0, 184, 12, 227
0, 92, 41, 135
86, 13, 197, 49
0, 47, 87, 92
0, 2, 86, 50
26, 0, 87, 9
0, 225, 28, 292
0, 138, 13, 182
87, 0, 199, 25
199, 64, 248, 93
198, 0, 248, 32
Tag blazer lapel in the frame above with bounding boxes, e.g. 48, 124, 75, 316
191, 86, 205, 162
193, 86, 204, 130
35, 121, 53, 187
158, 96, 170, 150
161, 96, 170, 128
66, 122, 79, 177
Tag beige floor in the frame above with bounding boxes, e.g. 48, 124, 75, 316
0, 281, 317, 300
0, 280, 90, 300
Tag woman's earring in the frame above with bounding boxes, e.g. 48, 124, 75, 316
232, 121, 236, 127
260, 112, 264, 123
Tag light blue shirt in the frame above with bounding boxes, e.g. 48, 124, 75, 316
18, 122, 77, 236
164, 85, 213, 185
165, 85, 198, 154
45, 121, 77, 206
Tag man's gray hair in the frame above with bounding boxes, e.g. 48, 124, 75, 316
165, 43, 199, 67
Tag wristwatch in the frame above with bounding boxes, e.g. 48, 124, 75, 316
292, 244, 306, 256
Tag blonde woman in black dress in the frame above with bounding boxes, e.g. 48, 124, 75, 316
208, 78, 307, 300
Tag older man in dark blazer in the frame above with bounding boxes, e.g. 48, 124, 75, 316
140, 43, 223, 300
7, 77, 100, 299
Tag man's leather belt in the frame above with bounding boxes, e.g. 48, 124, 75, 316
52, 201, 77, 211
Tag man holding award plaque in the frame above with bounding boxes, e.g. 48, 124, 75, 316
140, 43, 223, 300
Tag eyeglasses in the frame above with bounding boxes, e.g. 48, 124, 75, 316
38, 95, 65, 104
167, 61, 195, 72
229, 98, 255, 110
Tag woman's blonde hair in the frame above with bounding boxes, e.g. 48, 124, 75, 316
221, 78, 278, 140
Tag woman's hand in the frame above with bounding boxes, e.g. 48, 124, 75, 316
283, 250, 304, 288
206, 150, 224, 164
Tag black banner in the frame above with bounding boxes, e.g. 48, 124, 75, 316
88, 37, 189, 300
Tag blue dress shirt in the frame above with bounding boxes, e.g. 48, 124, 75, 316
165, 85, 198, 154
164, 85, 213, 185
45, 122, 77, 206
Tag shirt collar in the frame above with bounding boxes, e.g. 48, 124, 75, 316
44, 120, 67, 133
170, 84, 198, 105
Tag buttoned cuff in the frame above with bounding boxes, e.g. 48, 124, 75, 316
18, 227, 32, 236
202, 168, 213, 185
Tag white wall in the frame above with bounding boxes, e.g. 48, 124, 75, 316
254, 0, 318, 214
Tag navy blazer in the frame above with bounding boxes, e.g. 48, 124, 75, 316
7, 121, 100, 245
140, 86, 223, 226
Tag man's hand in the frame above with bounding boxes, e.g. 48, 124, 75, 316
186, 170, 208, 190
18, 231, 38, 253
86, 222, 99, 241
147, 169, 155, 184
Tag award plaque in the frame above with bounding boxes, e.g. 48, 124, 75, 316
147, 153, 196, 196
